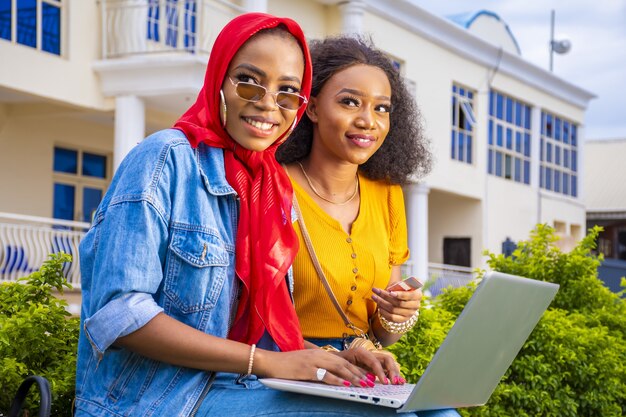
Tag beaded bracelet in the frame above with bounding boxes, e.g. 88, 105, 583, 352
245, 344, 256, 376
378, 310, 419, 334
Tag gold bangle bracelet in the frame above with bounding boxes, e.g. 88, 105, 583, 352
378, 310, 419, 334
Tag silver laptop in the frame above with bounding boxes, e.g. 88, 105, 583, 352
261, 271, 559, 412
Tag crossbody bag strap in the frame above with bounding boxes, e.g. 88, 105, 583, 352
292, 193, 366, 337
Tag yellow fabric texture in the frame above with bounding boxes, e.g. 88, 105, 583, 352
291, 174, 410, 338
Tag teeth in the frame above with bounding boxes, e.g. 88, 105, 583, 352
245, 118, 273, 131
355, 137, 372, 142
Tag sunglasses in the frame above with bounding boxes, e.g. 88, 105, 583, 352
228, 77, 307, 111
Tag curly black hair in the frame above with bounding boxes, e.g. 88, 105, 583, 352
276, 36, 431, 184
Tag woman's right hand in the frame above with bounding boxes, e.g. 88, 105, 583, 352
254, 348, 373, 387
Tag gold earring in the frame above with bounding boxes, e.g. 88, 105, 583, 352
220, 89, 227, 128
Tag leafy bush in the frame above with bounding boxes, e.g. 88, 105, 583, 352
389, 225, 626, 416
0, 253, 79, 416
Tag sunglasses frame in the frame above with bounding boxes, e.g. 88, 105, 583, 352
228, 77, 308, 111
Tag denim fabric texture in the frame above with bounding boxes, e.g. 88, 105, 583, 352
75, 129, 245, 416
74, 129, 460, 417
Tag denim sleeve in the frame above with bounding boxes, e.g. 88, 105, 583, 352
84, 293, 163, 355
82, 198, 169, 356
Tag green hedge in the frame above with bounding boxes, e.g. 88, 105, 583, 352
0, 253, 79, 416
389, 225, 626, 416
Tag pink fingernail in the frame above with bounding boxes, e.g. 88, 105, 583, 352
400, 377, 406, 384
359, 380, 368, 388
393, 376, 399, 384
384, 377, 390, 384
367, 380, 375, 387
366, 373, 375, 381
343, 380, 351, 387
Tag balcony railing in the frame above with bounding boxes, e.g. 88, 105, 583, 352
0, 212, 89, 288
99, 0, 245, 59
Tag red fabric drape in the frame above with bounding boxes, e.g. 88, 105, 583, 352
173, 13, 311, 351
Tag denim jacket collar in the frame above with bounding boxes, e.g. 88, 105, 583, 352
195, 141, 237, 197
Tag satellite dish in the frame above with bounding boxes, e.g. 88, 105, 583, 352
551, 38, 571, 54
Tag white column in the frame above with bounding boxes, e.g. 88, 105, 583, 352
242, 0, 267, 13
530, 105, 542, 225
338, 0, 365, 35
114, 95, 145, 172
405, 182, 430, 282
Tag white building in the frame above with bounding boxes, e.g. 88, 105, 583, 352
0, 0, 594, 295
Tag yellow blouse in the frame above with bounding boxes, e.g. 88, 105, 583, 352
291, 174, 410, 338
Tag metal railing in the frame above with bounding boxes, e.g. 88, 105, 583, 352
99, 0, 245, 59
426, 262, 475, 296
0, 212, 89, 288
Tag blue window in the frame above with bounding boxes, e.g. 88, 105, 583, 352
540, 111, 578, 197
54, 147, 77, 174
53, 183, 74, 221
489, 91, 532, 184
53, 147, 109, 222
1, 0, 62, 55
147, 0, 197, 52
450, 83, 475, 164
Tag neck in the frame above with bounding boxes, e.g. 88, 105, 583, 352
298, 158, 359, 205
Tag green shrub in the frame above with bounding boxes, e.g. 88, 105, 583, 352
389, 225, 626, 417
0, 253, 79, 416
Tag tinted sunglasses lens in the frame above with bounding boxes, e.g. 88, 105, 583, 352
276, 93, 303, 110
236, 82, 266, 102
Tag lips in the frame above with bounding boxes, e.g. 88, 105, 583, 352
346, 133, 376, 148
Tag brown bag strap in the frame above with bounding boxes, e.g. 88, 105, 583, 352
292, 193, 367, 339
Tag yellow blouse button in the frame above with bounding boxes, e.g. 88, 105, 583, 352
346, 237, 352, 243
352, 267, 358, 274
346, 299, 353, 306
351, 253, 357, 259
351, 285, 357, 291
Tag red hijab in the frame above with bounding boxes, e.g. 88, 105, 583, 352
173, 13, 311, 351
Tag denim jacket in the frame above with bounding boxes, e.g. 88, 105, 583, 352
75, 129, 284, 417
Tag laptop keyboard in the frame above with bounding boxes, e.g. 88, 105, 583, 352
333, 382, 415, 398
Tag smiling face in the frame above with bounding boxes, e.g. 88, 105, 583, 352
221, 31, 305, 152
307, 64, 392, 165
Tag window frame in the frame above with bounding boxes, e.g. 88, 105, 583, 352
451, 83, 476, 164
539, 110, 578, 197
52, 145, 111, 223
487, 90, 532, 185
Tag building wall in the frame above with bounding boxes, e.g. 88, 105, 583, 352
0, 104, 113, 217
0, 2, 109, 110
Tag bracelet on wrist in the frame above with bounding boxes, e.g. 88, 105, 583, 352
244, 344, 256, 377
378, 310, 419, 334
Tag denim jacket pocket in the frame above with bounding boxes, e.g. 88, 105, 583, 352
165, 227, 230, 314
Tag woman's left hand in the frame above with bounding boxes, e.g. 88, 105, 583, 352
333, 347, 404, 385
372, 285, 422, 323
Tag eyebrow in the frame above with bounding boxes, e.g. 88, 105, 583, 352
233, 63, 302, 84
337, 88, 391, 101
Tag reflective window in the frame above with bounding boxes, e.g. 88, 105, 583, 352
53, 147, 109, 222
2, 0, 62, 55
451, 83, 476, 164
540, 111, 578, 197
487, 91, 532, 184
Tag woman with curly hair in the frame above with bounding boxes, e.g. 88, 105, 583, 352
277, 36, 433, 352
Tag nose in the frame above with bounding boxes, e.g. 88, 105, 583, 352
355, 106, 376, 130
255, 90, 279, 111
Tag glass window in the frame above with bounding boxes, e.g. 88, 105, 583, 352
53, 183, 75, 221
4, 0, 62, 55
540, 111, 578, 197
488, 90, 532, 185
53, 146, 109, 222
42, 2, 61, 54
83, 152, 107, 178
450, 83, 475, 164
54, 147, 77, 174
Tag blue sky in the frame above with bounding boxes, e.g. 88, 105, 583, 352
415, 0, 626, 140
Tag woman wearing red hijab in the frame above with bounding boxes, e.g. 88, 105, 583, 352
75, 13, 417, 417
